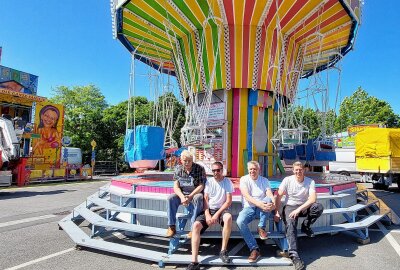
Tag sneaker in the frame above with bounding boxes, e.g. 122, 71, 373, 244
258, 227, 268, 240
301, 224, 315, 237
186, 262, 200, 270
187, 231, 192, 239
248, 249, 260, 263
219, 250, 230, 264
166, 225, 176, 238
292, 257, 305, 270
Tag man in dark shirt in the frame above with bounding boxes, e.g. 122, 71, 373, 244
166, 150, 206, 237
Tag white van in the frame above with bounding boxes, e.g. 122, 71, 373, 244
61, 147, 82, 166
328, 147, 357, 176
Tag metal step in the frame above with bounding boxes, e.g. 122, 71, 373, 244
200, 231, 285, 239
87, 195, 190, 219
73, 204, 169, 237
59, 212, 291, 266
165, 253, 292, 266
318, 193, 352, 200
59, 214, 166, 262
118, 192, 170, 201
299, 212, 389, 236
322, 200, 379, 215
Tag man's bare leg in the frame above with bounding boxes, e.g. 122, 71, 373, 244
191, 221, 203, 263
221, 213, 232, 251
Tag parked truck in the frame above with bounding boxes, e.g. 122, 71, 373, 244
355, 128, 400, 190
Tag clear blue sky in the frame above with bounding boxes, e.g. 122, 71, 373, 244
0, 0, 399, 114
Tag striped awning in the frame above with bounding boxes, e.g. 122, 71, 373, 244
113, 0, 361, 97
0, 87, 47, 106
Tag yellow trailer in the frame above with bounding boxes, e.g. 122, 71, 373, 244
355, 128, 400, 189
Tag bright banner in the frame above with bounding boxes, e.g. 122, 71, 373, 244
31, 102, 64, 169
0, 65, 39, 95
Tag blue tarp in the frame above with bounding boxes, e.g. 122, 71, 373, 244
124, 125, 165, 163
124, 129, 135, 162
280, 139, 335, 162
173, 147, 188, 157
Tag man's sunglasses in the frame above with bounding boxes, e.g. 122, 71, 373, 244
212, 169, 222, 173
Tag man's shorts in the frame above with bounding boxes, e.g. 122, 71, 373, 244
195, 208, 231, 233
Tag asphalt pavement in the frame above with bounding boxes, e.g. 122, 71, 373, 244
1, 180, 400, 270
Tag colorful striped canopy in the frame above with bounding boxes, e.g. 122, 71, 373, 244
113, 0, 361, 98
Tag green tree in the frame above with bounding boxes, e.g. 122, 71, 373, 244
49, 85, 108, 163
292, 106, 337, 139
102, 96, 154, 171
49, 84, 186, 171
335, 87, 400, 131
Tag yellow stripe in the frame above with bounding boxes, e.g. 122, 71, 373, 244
259, 26, 274, 90
135, 1, 186, 37
234, 1, 245, 87
268, 106, 274, 176
159, 2, 194, 35
251, 0, 267, 25
280, 37, 296, 95
123, 10, 168, 38
271, 29, 281, 94
263, 0, 295, 34
181, 32, 199, 93
281, 0, 322, 33
125, 35, 169, 54
238, 89, 248, 176
306, 38, 348, 56
252, 106, 258, 161
204, 26, 214, 88
126, 37, 171, 59
305, 23, 351, 55
306, 32, 347, 53
186, 0, 206, 25
234, 26, 242, 87
292, 3, 345, 40
219, 29, 226, 89
124, 23, 171, 48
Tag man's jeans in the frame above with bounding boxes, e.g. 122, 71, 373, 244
282, 203, 324, 259
237, 206, 271, 251
167, 193, 203, 229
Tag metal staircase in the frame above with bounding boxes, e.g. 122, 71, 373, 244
59, 184, 390, 267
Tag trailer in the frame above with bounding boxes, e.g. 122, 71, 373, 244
0, 117, 20, 187
355, 128, 400, 190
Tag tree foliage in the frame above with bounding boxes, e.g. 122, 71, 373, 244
49, 85, 186, 171
154, 92, 186, 146
292, 106, 337, 139
290, 87, 400, 138
49, 85, 108, 163
335, 87, 400, 131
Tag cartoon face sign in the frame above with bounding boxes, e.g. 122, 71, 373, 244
41, 109, 58, 128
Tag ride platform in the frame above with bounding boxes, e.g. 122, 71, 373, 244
59, 173, 389, 268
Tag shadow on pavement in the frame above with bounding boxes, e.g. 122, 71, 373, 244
0, 189, 77, 200
369, 184, 400, 220
299, 233, 359, 264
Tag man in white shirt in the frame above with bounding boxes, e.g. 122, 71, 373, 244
186, 162, 234, 270
236, 161, 276, 263
274, 161, 324, 270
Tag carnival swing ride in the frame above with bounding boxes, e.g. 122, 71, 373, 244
119, 0, 362, 177
60, 1, 385, 267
